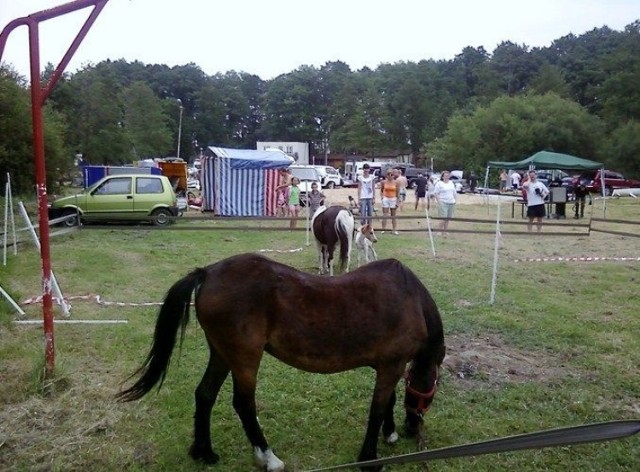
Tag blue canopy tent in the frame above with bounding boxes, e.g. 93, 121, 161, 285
202, 147, 293, 216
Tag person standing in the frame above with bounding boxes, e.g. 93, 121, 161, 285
522, 170, 549, 232
434, 170, 457, 232
357, 163, 376, 225
510, 171, 521, 191
469, 172, 478, 193
307, 182, 325, 215
287, 177, 301, 230
274, 168, 292, 217
414, 172, 429, 210
573, 182, 590, 219
380, 170, 400, 234
500, 169, 509, 192
426, 174, 437, 211
394, 168, 408, 212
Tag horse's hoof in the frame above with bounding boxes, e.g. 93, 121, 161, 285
385, 431, 399, 444
189, 443, 219, 465
254, 447, 285, 472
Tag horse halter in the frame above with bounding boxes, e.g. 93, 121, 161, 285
404, 369, 438, 416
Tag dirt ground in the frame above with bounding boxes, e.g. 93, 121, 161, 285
443, 333, 565, 389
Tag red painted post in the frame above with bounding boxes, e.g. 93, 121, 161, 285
0, 0, 110, 378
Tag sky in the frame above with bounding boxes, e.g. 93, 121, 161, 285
1, 0, 639, 80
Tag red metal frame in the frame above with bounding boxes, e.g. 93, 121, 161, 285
0, 0, 110, 377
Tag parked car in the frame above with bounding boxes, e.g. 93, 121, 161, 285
313, 165, 343, 188
48, 174, 180, 227
573, 170, 640, 196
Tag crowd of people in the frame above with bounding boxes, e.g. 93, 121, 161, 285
274, 165, 591, 236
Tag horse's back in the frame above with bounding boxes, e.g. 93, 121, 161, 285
194, 253, 442, 373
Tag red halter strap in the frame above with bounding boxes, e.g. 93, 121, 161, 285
404, 371, 438, 416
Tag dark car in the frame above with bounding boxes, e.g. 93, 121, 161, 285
573, 170, 640, 196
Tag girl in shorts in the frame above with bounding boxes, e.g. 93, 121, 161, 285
288, 177, 301, 230
380, 170, 400, 235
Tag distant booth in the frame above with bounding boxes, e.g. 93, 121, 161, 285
202, 146, 293, 216
484, 150, 605, 215
485, 151, 604, 191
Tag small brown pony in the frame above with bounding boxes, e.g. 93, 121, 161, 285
311, 205, 354, 275
117, 253, 445, 471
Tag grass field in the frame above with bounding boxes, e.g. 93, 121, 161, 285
1, 195, 639, 471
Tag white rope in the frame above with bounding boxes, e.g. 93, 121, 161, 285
257, 247, 304, 253
21, 294, 163, 307
513, 256, 640, 263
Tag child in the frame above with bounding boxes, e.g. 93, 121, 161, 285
307, 182, 325, 215
288, 177, 301, 230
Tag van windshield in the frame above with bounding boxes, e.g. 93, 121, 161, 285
290, 168, 319, 181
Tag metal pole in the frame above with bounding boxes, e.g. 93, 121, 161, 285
0, 0, 111, 378
176, 99, 183, 160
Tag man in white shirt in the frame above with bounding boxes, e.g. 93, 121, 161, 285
522, 170, 549, 232
510, 171, 522, 191
357, 164, 376, 225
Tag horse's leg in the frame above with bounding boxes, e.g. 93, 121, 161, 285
358, 366, 404, 470
315, 242, 324, 274
190, 344, 230, 464
328, 247, 335, 276
232, 367, 284, 472
382, 390, 399, 444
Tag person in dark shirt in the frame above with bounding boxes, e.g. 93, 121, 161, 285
573, 183, 590, 218
469, 172, 478, 193
414, 172, 429, 210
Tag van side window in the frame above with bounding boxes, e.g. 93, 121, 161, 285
137, 177, 163, 194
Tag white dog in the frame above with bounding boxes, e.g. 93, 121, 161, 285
354, 224, 378, 267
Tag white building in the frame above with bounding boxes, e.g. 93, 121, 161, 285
256, 141, 309, 165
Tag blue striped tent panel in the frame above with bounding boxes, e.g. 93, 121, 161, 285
216, 157, 266, 216
202, 157, 215, 212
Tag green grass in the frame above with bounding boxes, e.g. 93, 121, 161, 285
0, 197, 639, 471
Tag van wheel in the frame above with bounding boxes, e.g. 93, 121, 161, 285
151, 208, 173, 226
61, 209, 80, 227
326, 181, 335, 189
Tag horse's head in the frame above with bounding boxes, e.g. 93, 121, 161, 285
403, 342, 446, 435
360, 224, 378, 243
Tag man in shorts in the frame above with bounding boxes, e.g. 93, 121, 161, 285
522, 170, 549, 232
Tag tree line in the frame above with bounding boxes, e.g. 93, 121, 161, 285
1, 21, 639, 194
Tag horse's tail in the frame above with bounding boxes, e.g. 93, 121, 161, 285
116, 267, 208, 402
335, 209, 354, 272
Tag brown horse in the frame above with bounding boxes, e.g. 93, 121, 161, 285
117, 253, 445, 471
311, 205, 354, 275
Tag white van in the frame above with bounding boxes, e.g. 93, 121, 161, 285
312, 165, 343, 188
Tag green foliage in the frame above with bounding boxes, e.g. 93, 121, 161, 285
426, 93, 605, 170
0, 67, 70, 194
599, 120, 640, 176
121, 81, 172, 158
3, 22, 640, 188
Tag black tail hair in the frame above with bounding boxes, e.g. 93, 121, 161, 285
116, 267, 208, 402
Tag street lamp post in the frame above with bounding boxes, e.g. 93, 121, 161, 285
176, 98, 183, 160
